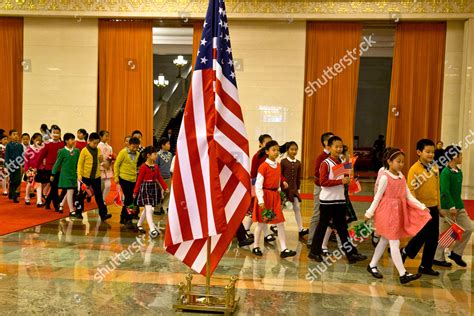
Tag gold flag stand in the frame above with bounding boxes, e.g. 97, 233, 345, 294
173, 237, 240, 315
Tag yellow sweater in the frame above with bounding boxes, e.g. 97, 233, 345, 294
114, 148, 138, 183
77, 147, 102, 179
407, 160, 440, 208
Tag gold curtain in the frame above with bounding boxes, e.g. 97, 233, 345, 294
302, 22, 362, 178
98, 19, 153, 152
192, 21, 204, 69
387, 22, 446, 171
0, 18, 23, 133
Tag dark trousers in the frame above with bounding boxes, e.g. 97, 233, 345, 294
310, 203, 357, 256
82, 177, 108, 218
404, 206, 439, 269
235, 224, 247, 243
9, 169, 22, 199
46, 171, 60, 207
119, 178, 136, 222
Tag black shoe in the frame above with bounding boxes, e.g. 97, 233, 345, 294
322, 248, 332, 257
58, 205, 64, 214
238, 237, 254, 247
308, 252, 323, 262
252, 247, 263, 256
347, 253, 368, 264
400, 247, 408, 263
280, 249, 297, 258
150, 230, 160, 239
418, 266, 440, 276
245, 230, 254, 239
69, 211, 76, 217
100, 214, 112, 221
400, 272, 422, 284
367, 265, 383, 279
13, 197, 19, 203
137, 226, 146, 234
45, 203, 51, 210
25, 200, 31, 205
270, 225, 278, 236
264, 234, 276, 243
448, 252, 467, 267
76, 213, 83, 219
298, 228, 309, 239
433, 260, 452, 267
37, 203, 45, 208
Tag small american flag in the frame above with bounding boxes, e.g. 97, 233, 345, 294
164, 0, 251, 276
332, 161, 353, 178
438, 221, 464, 248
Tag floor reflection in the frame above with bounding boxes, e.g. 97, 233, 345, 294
0, 180, 472, 315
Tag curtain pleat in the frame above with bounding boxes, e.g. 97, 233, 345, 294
0, 18, 23, 133
98, 19, 153, 152
302, 22, 362, 178
387, 22, 446, 171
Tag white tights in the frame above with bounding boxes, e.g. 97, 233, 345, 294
138, 205, 157, 232
369, 237, 406, 276
292, 198, 303, 231
101, 178, 111, 201
253, 222, 288, 251
60, 189, 75, 212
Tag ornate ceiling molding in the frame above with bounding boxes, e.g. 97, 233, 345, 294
1, 0, 473, 18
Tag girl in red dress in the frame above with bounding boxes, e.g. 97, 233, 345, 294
252, 140, 297, 258
365, 148, 431, 284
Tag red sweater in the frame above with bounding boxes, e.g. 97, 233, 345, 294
39, 140, 64, 171
134, 163, 168, 195
250, 149, 266, 180
314, 150, 330, 186
75, 140, 87, 151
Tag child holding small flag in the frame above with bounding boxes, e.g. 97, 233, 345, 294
434, 145, 472, 268
252, 140, 297, 258
364, 148, 431, 284
308, 136, 367, 264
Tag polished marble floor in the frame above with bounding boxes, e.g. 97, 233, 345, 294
0, 180, 472, 315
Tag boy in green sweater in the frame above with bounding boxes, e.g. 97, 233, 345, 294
434, 145, 472, 268
5, 130, 24, 203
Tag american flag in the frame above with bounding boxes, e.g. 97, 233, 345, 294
438, 221, 464, 249
164, 0, 251, 276
332, 161, 353, 178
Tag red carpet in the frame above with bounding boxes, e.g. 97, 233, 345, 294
300, 193, 474, 220
0, 186, 116, 236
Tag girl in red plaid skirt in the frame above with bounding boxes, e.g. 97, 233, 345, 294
133, 146, 169, 238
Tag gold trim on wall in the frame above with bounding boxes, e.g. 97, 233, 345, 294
1, 0, 473, 18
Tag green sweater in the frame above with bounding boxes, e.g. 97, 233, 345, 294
52, 147, 80, 189
114, 148, 138, 183
440, 166, 464, 210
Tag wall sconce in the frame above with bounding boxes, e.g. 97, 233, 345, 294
173, 55, 188, 78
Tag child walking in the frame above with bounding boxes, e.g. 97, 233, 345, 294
52, 133, 80, 214
252, 140, 297, 258
155, 137, 173, 215
77, 132, 111, 221
434, 145, 472, 268
0, 134, 9, 196
308, 136, 367, 264
24, 133, 45, 206
402, 139, 441, 276
5, 130, 24, 203
75, 129, 88, 151
365, 148, 431, 284
133, 146, 169, 238
98, 130, 114, 201
280, 141, 308, 239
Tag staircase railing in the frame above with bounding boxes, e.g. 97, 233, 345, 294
154, 65, 192, 137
